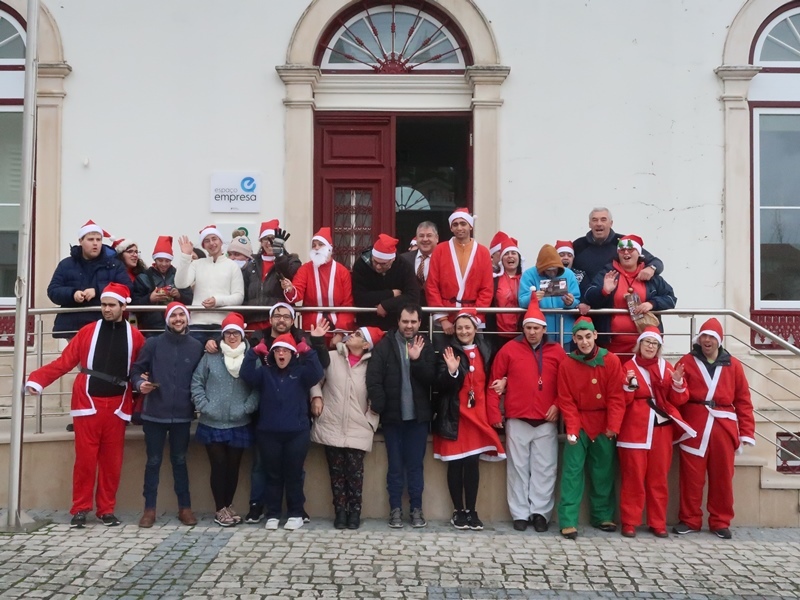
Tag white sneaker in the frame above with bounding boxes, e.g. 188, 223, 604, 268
284, 516, 304, 530
264, 518, 279, 530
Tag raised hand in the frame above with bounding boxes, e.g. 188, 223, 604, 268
310, 319, 330, 338
178, 235, 194, 256
443, 346, 461, 374
253, 340, 269, 358
672, 363, 685, 383
407, 336, 425, 360
272, 228, 290, 257
603, 270, 619, 295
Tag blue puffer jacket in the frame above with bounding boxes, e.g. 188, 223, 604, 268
240, 348, 324, 433
130, 327, 205, 423
47, 245, 131, 338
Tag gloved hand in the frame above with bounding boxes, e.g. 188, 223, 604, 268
253, 340, 269, 358
296, 339, 311, 354
272, 228, 291, 257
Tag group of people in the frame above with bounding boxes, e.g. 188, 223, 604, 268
25, 208, 753, 538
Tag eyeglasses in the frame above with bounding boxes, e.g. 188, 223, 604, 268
271, 313, 293, 321
124, 248, 139, 255
640, 339, 660, 347
223, 330, 241, 337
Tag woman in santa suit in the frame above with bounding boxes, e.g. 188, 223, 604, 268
617, 326, 694, 538
434, 308, 506, 531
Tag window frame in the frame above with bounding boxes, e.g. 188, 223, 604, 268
0, 7, 25, 67
752, 4, 800, 70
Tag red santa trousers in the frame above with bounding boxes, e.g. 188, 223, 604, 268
72, 398, 127, 516
678, 422, 736, 531
618, 425, 672, 529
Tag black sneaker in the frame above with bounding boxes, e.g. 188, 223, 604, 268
513, 519, 528, 531
245, 503, 263, 524
713, 527, 732, 539
70, 511, 87, 529
672, 522, 699, 535
450, 510, 469, 530
466, 510, 483, 531
531, 513, 548, 532
100, 514, 120, 527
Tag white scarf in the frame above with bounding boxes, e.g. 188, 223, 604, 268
220, 340, 246, 378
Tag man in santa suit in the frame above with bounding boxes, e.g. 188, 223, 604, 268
282, 227, 355, 345
25, 283, 145, 529
673, 318, 755, 539
425, 208, 494, 337
555, 316, 626, 540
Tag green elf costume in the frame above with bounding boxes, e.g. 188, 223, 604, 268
556, 316, 626, 539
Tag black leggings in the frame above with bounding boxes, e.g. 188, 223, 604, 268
447, 454, 480, 511
205, 443, 245, 511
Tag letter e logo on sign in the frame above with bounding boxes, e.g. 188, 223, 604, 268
210, 171, 262, 213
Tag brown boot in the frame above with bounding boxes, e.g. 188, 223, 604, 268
178, 507, 197, 526
138, 508, 156, 528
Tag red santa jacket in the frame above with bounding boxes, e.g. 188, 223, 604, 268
425, 239, 493, 322
675, 349, 755, 456
556, 349, 626, 440
285, 259, 355, 332
26, 319, 145, 420
617, 356, 694, 449
487, 335, 566, 424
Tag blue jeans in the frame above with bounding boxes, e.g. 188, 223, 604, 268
142, 420, 192, 509
257, 430, 310, 519
189, 324, 219, 345
383, 420, 429, 511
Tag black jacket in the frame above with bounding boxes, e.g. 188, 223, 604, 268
131, 266, 194, 335
352, 249, 420, 329
434, 335, 493, 441
400, 250, 428, 306
366, 330, 436, 424
241, 252, 302, 323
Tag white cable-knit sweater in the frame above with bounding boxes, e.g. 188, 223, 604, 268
174, 252, 245, 325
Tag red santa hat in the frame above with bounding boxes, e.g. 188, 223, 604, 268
164, 301, 190, 323
198, 224, 223, 246
499, 237, 520, 259
372, 233, 399, 260
454, 307, 480, 326
448, 207, 474, 228
221, 312, 247, 336
637, 325, 662, 346
489, 231, 509, 255
359, 326, 385, 350
78, 220, 110, 240
112, 238, 137, 254
259, 219, 279, 240
152, 235, 174, 260
555, 240, 574, 256
694, 317, 723, 345
617, 235, 643, 254
522, 296, 547, 327
312, 227, 333, 249
100, 282, 131, 305
271, 332, 298, 353
269, 302, 296, 319
409, 239, 418, 249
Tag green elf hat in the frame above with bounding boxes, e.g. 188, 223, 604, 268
572, 316, 596, 334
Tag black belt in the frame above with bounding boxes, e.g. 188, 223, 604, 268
447, 297, 477, 305
688, 400, 733, 408
79, 367, 128, 388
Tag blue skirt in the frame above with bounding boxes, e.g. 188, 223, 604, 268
195, 423, 254, 448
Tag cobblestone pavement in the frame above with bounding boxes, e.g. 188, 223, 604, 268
0, 511, 798, 599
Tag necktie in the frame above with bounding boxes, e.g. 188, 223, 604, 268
417, 255, 426, 284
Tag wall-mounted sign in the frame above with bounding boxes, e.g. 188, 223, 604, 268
210, 171, 262, 213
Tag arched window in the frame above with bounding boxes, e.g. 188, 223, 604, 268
316, 2, 471, 73
0, 6, 24, 303
753, 5, 800, 66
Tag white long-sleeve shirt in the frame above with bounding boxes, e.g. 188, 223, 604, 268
174, 252, 244, 325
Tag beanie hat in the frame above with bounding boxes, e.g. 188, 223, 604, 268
164, 301, 190, 324
618, 235, 643, 254
269, 302, 296, 319
359, 326, 385, 350
572, 316, 596, 334
312, 227, 333, 249
522, 296, 547, 327
199, 224, 222, 246
259, 219, 279, 240
489, 231, 509, 255
100, 282, 131, 304
455, 307, 480, 326
694, 317, 723, 345
555, 240, 574, 256
372, 233, 399, 260
271, 333, 298, 353
227, 235, 252, 257
78, 220, 108, 239
448, 207, 474, 228
499, 237, 519, 259
637, 326, 662, 346
152, 235, 174, 260
221, 312, 247, 336
112, 238, 136, 254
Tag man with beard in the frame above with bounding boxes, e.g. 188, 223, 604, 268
26, 283, 146, 528
132, 235, 194, 337
175, 225, 245, 344
282, 227, 355, 344
352, 233, 420, 329
366, 304, 437, 529
400, 221, 439, 307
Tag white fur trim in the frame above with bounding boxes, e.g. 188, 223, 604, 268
523, 316, 547, 327
272, 340, 297, 352
153, 252, 173, 260
101, 291, 130, 304
372, 248, 396, 260
618, 238, 642, 254
165, 304, 190, 324
637, 329, 663, 345
312, 235, 332, 249
360, 327, 374, 349
259, 227, 276, 239
489, 243, 502, 255
448, 210, 474, 227
500, 245, 519, 259
25, 381, 43, 394
78, 223, 103, 238
269, 302, 296, 318
222, 323, 246, 336
199, 226, 222, 245
693, 329, 722, 345
556, 246, 574, 255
